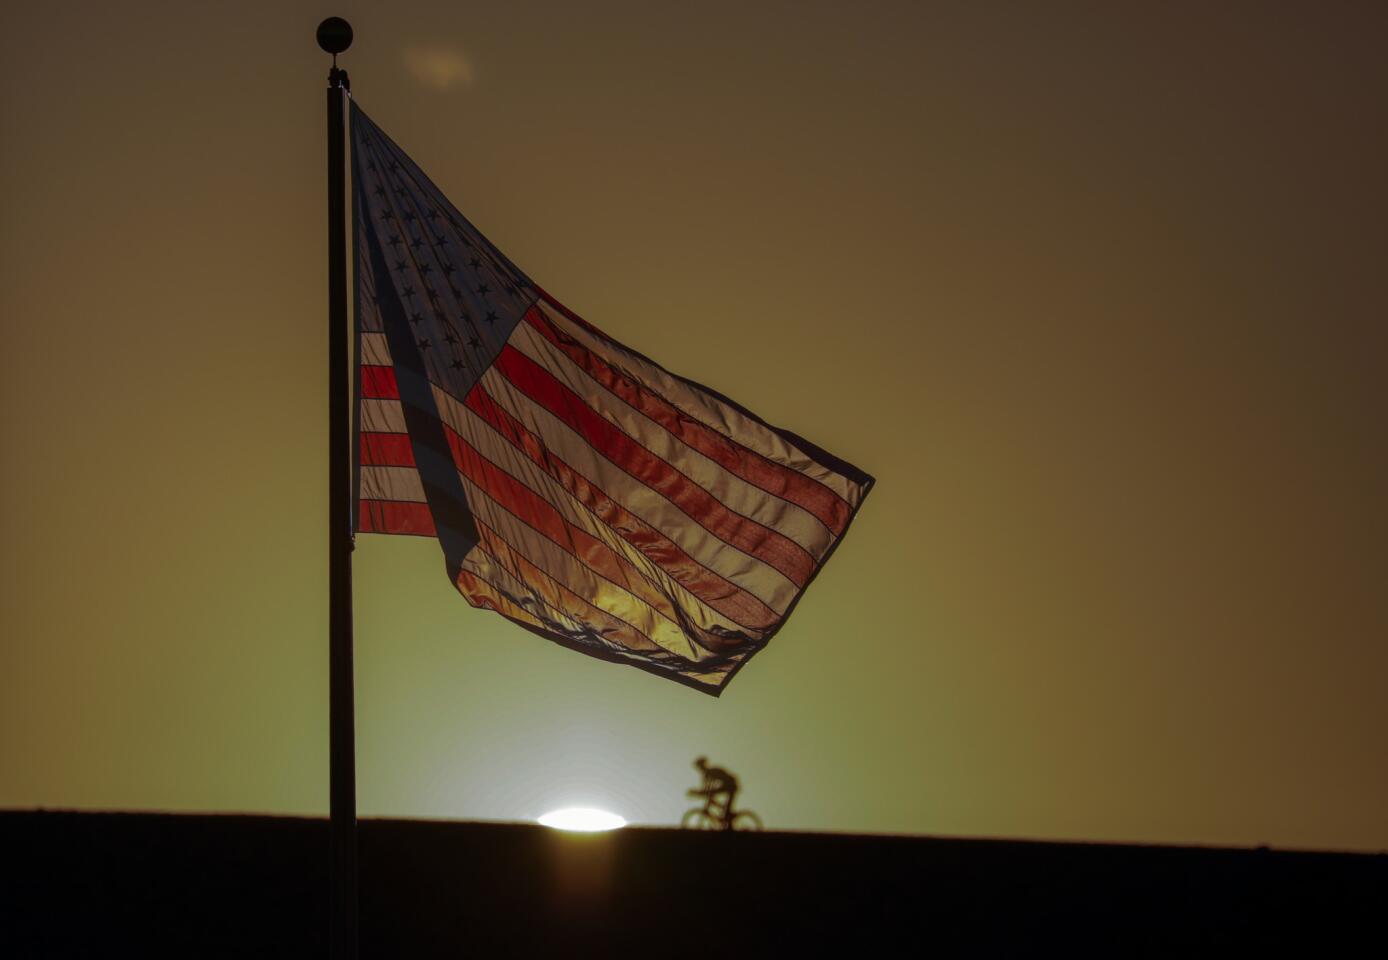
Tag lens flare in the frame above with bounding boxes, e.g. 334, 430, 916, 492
537, 807, 627, 832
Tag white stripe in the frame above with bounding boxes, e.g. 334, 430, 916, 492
360, 398, 407, 433
360, 465, 426, 503
510, 321, 835, 554
433, 385, 762, 644
537, 299, 862, 504
361, 332, 392, 366
475, 366, 797, 615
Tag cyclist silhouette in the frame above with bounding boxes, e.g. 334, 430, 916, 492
682, 757, 761, 831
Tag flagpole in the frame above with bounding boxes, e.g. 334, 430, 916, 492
317, 16, 357, 960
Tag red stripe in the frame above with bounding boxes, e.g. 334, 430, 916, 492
493, 344, 815, 589
441, 423, 686, 632
466, 383, 778, 632
360, 364, 399, 399
527, 309, 850, 536
358, 499, 435, 536
360, 432, 415, 467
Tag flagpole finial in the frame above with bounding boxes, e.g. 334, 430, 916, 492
317, 17, 353, 87
317, 17, 353, 56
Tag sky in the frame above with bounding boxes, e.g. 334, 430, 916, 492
2, 1, 1385, 851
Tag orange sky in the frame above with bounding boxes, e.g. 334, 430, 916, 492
2, 2, 1385, 851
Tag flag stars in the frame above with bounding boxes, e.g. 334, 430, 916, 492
476, 283, 490, 295
467, 336, 481, 348
450, 358, 466, 371
387, 235, 403, 249
468, 257, 482, 269
485, 311, 497, 324
419, 263, 432, 276
416, 337, 431, 351
410, 312, 424, 325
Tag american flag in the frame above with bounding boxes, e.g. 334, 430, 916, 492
350, 102, 874, 694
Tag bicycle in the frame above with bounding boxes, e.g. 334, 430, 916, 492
681, 792, 763, 831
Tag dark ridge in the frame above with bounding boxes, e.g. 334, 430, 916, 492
1, 810, 1382, 956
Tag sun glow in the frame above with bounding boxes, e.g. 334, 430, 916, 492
537, 807, 627, 832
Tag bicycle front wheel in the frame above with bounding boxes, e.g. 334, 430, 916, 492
730, 811, 762, 831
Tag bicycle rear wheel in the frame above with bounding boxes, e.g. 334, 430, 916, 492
681, 808, 719, 830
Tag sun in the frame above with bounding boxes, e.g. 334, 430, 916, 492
537, 808, 627, 832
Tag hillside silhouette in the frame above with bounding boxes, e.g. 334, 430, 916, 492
2, 811, 1382, 955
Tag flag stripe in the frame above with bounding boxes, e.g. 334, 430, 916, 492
537, 297, 864, 502
360, 432, 415, 467
361, 465, 427, 503
361, 398, 408, 434
361, 332, 392, 365
358, 499, 436, 536
508, 320, 833, 557
460, 381, 780, 631
361, 364, 400, 400
492, 343, 817, 589
525, 307, 851, 536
